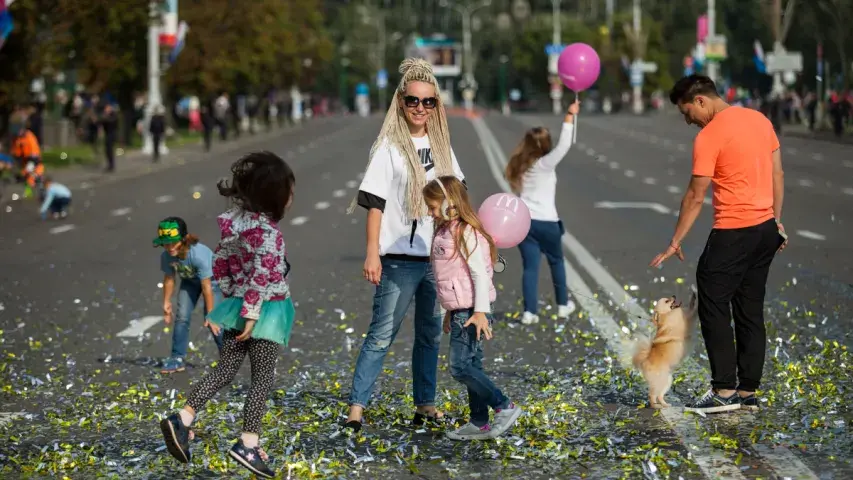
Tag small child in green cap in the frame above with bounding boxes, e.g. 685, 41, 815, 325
154, 216, 223, 373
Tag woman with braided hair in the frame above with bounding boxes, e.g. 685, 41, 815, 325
344, 58, 466, 432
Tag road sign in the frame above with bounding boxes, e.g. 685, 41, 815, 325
632, 60, 658, 73
376, 69, 388, 89
509, 89, 521, 101
355, 83, 369, 96
704, 35, 727, 61
545, 44, 565, 56
766, 51, 803, 73
630, 68, 643, 87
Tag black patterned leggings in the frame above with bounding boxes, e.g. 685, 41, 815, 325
186, 329, 280, 434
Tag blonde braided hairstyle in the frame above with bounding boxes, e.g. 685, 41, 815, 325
347, 58, 455, 220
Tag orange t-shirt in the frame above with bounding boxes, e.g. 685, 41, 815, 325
692, 106, 779, 229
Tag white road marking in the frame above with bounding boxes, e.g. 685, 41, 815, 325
843, 160, 853, 168
474, 115, 818, 480
667, 185, 681, 194
677, 144, 687, 151
595, 201, 671, 214
191, 185, 204, 192
315, 201, 330, 210
786, 147, 798, 155
796, 230, 826, 241
346, 180, 358, 188
49, 224, 75, 235
843, 187, 853, 196
117, 315, 162, 337
79, 181, 93, 190
332, 189, 347, 198
797, 179, 814, 187
596, 155, 607, 163
290, 216, 309, 226
608, 161, 619, 170
624, 170, 636, 178
812, 153, 823, 161
356, 173, 364, 180
111, 207, 132, 216
703, 197, 712, 205
585, 148, 596, 156
649, 136, 659, 144
298, 146, 307, 153
155, 195, 174, 203
643, 177, 657, 185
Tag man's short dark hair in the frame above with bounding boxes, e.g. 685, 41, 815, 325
669, 74, 719, 105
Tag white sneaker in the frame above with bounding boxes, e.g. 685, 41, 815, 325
489, 403, 522, 438
521, 312, 539, 325
557, 301, 577, 319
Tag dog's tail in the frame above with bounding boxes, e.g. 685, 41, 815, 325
626, 335, 653, 370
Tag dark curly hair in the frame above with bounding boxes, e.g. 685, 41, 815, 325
217, 151, 295, 222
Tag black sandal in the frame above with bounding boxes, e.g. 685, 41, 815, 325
412, 411, 448, 427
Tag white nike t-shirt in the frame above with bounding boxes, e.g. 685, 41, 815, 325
358, 135, 465, 257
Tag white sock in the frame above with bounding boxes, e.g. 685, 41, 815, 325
179, 409, 194, 427
241, 432, 259, 449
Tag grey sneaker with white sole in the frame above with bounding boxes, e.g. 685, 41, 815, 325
446, 422, 493, 441
489, 403, 522, 438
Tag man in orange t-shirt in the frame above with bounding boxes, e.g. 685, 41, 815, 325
650, 75, 787, 414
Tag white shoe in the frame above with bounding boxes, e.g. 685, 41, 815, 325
557, 301, 576, 319
521, 312, 539, 325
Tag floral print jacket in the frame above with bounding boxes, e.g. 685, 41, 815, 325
212, 208, 290, 320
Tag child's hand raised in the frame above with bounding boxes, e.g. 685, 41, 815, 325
464, 312, 492, 341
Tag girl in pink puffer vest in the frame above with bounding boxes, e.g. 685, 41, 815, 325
423, 176, 523, 441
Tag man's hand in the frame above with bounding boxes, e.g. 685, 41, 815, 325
649, 243, 685, 268
777, 222, 789, 252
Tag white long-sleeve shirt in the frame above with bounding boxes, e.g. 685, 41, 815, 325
519, 122, 575, 221
463, 227, 492, 314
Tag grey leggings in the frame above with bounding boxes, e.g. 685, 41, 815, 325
186, 329, 279, 434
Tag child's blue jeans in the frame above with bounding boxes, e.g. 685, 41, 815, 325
448, 308, 509, 426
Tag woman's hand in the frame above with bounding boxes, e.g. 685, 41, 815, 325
363, 252, 382, 285
163, 301, 173, 325
464, 312, 493, 340
236, 320, 256, 341
443, 311, 451, 334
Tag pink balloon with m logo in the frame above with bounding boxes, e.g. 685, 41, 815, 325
478, 193, 531, 249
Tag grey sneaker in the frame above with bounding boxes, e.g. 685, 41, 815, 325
685, 389, 740, 414
446, 422, 492, 441
489, 403, 522, 438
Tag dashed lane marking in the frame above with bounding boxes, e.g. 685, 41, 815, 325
49, 224, 75, 235
667, 185, 682, 194
290, 216, 309, 226
155, 195, 174, 203
315, 202, 330, 210
796, 230, 826, 241
345, 180, 358, 189
332, 189, 347, 198
117, 316, 162, 337
643, 177, 657, 185
111, 207, 132, 216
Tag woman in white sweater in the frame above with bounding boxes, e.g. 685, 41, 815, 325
504, 99, 579, 325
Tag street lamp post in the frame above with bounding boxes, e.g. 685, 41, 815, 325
440, 0, 492, 112
550, 0, 562, 115
143, 0, 167, 156
499, 55, 509, 115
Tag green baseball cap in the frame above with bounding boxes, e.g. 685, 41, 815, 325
153, 217, 188, 246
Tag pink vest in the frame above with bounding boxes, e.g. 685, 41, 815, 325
431, 223, 497, 311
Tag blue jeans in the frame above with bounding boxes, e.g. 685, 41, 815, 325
518, 219, 568, 314
172, 281, 224, 359
449, 308, 508, 426
348, 257, 442, 408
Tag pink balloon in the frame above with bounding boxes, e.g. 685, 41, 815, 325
557, 43, 601, 92
478, 193, 531, 249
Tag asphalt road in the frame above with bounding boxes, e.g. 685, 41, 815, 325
0, 112, 850, 479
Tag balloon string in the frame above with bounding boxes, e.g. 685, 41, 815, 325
573, 91, 580, 144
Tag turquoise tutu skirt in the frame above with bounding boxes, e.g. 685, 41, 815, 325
207, 296, 295, 346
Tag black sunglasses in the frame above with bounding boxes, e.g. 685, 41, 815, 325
403, 95, 438, 109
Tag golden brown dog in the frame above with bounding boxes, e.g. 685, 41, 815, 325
632, 291, 697, 408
